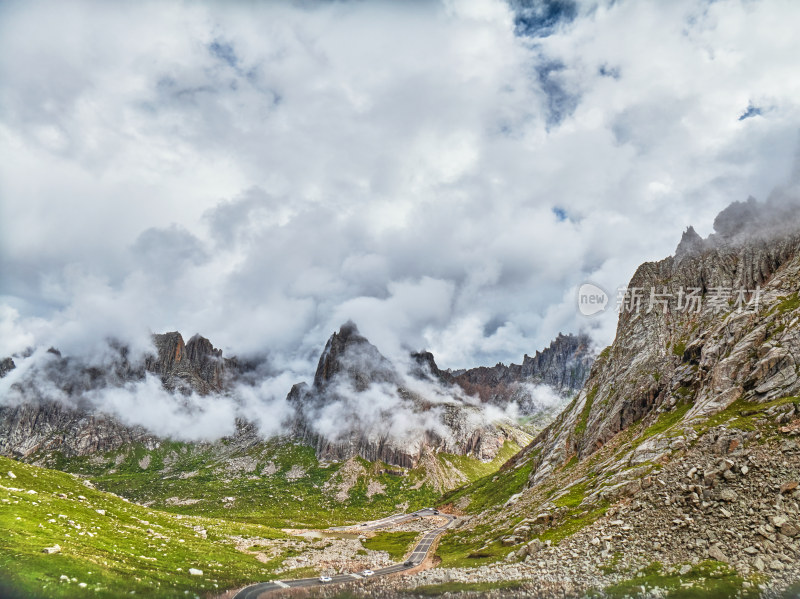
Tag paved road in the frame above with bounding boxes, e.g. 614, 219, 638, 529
328, 512, 416, 532
233, 509, 455, 599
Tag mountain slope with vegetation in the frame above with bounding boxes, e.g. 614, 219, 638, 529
421, 196, 800, 597
0, 455, 291, 599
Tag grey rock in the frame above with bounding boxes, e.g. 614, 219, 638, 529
708, 544, 728, 562
0, 357, 15, 378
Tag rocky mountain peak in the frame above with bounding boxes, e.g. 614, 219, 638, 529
520, 332, 594, 385
0, 357, 15, 379
452, 332, 594, 412
185, 334, 221, 361
142, 331, 231, 394
289, 322, 529, 468
146, 331, 186, 375
410, 351, 455, 385
312, 321, 396, 392
674, 225, 705, 260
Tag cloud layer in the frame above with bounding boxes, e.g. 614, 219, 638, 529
2, 0, 800, 383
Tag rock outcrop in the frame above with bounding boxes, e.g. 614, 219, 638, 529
0, 400, 157, 459
144, 332, 235, 394
452, 333, 594, 412
485, 192, 800, 490
289, 322, 526, 469
0, 331, 236, 459
0, 358, 15, 379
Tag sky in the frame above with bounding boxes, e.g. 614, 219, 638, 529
2, 0, 800, 378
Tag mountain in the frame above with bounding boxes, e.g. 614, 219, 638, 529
0, 332, 236, 459
451, 332, 594, 411
288, 321, 528, 469
145, 332, 238, 395
530, 194, 800, 485
433, 194, 800, 595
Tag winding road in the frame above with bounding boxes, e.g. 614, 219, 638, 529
232, 508, 455, 599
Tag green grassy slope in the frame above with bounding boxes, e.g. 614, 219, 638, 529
1, 433, 526, 597
0, 455, 294, 598
361, 531, 419, 561
40, 439, 522, 529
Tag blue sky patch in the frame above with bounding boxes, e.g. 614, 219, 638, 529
536, 60, 579, 127
510, 0, 578, 38
738, 104, 762, 121
209, 40, 238, 68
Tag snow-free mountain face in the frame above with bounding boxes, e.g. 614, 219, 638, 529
287, 321, 531, 468
450, 332, 594, 413
529, 191, 800, 486
0, 318, 590, 468
440, 194, 800, 592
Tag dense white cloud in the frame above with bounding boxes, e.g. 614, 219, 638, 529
2, 0, 800, 390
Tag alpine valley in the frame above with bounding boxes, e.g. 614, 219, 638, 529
2, 196, 800, 599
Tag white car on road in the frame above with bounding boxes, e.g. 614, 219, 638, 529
319, 575, 332, 583
361, 570, 374, 577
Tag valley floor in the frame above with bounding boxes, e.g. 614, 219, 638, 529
3, 426, 799, 598
287, 433, 800, 599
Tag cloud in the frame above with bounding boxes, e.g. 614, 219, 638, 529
297, 336, 501, 453
0, 343, 295, 442
2, 0, 800, 395
0, 306, 36, 358
131, 225, 210, 280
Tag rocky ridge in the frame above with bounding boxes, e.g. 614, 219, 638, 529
423, 194, 800, 596
0, 332, 236, 459
288, 322, 528, 469
144, 332, 237, 395
523, 195, 800, 488
0, 322, 578, 471
451, 333, 594, 412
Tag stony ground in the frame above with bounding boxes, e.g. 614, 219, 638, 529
250, 428, 800, 598
277, 533, 394, 576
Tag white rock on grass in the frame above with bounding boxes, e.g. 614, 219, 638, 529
78, 582, 87, 588
96, 509, 106, 516
188, 568, 203, 576
42, 544, 61, 554
7, 471, 16, 479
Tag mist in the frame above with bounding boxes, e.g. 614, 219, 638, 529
0, 342, 295, 442
3, 0, 800, 378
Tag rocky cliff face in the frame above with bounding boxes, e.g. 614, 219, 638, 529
0, 331, 236, 459
440, 194, 800, 594
452, 333, 594, 411
144, 332, 236, 395
0, 401, 158, 459
522, 194, 800, 486
289, 322, 526, 469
